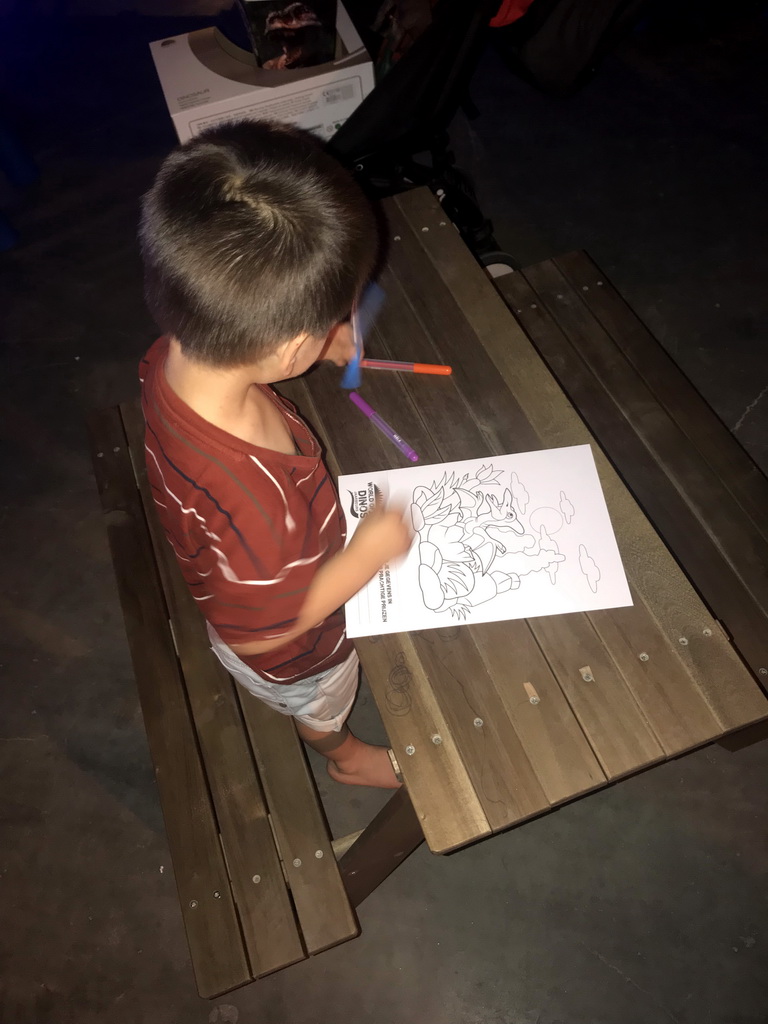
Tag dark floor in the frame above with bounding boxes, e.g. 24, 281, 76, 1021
1, 6, 767, 1024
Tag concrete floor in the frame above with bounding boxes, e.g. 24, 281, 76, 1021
1, 8, 766, 1024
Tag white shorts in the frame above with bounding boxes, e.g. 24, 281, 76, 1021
207, 624, 359, 733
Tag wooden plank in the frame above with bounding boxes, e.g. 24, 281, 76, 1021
520, 258, 768, 672
555, 250, 768, 545
355, 633, 492, 853
120, 401, 306, 977
237, 688, 359, 955
468, 621, 607, 803
338, 788, 424, 907
296, 362, 567, 825
499, 266, 768, 680
363, 283, 607, 798
283, 377, 493, 852
382, 197, 667, 774
87, 409, 250, 999
394, 187, 768, 736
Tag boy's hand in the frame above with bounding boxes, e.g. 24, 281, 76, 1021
321, 321, 359, 367
350, 501, 414, 566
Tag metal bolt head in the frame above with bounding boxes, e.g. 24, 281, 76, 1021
639, 652, 650, 662
582, 673, 594, 682
431, 734, 442, 745
529, 696, 540, 706
252, 875, 261, 884
189, 900, 198, 909
678, 637, 689, 646
213, 890, 221, 899
112, 446, 120, 453
759, 667, 768, 676
315, 850, 324, 859
393, 235, 401, 241
439, 221, 447, 226
292, 858, 302, 868
421, 226, 429, 232
702, 628, 713, 637
473, 717, 483, 728
405, 744, 415, 756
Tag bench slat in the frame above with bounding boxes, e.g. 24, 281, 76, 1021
518, 259, 768, 678
237, 689, 359, 953
88, 408, 250, 999
555, 251, 768, 545
393, 188, 767, 737
119, 401, 306, 978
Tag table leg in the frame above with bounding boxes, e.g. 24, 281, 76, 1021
339, 787, 425, 907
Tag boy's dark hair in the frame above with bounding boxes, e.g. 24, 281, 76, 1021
139, 120, 377, 366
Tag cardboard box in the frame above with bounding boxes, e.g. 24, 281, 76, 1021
149, 4, 374, 144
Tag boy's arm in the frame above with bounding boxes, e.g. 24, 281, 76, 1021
230, 505, 411, 657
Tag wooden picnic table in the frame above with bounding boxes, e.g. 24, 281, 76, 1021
278, 187, 768, 887
91, 186, 768, 994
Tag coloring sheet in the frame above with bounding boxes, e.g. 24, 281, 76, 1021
340, 445, 632, 638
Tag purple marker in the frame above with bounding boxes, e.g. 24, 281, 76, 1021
349, 392, 420, 463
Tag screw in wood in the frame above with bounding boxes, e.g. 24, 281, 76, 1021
439, 221, 447, 226
759, 668, 768, 676
252, 875, 261, 884
582, 285, 589, 291
293, 858, 302, 868
421, 226, 429, 232
473, 718, 483, 728
678, 637, 689, 646
639, 652, 650, 661
315, 850, 324, 859
529, 696, 541, 705
96, 452, 104, 458
189, 900, 198, 908
405, 744, 415, 755
213, 891, 221, 899
702, 628, 713, 636
113, 446, 120, 453
393, 235, 401, 241
431, 734, 442, 745
581, 672, 594, 682
597, 281, 604, 286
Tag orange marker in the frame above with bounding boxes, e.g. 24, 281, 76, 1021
360, 358, 452, 375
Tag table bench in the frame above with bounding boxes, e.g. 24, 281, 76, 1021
88, 403, 361, 998
88, 186, 768, 996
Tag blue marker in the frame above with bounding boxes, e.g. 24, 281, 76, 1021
341, 282, 385, 390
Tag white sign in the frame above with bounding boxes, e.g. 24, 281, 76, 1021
341, 445, 632, 638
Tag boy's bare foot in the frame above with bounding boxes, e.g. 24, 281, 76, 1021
327, 741, 401, 789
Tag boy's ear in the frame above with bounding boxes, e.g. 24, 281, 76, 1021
275, 333, 311, 375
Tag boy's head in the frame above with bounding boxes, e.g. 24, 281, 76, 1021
139, 120, 377, 368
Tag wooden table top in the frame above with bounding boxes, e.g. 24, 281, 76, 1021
281, 187, 768, 855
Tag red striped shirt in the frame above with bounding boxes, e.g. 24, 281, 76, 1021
139, 337, 352, 683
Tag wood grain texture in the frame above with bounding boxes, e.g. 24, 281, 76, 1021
87, 408, 250, 999
382, 198, 667, 778
520, 258, 768, 676
282, 377, 492, 852
339, 787, 425, 907
555, 250, 768, 544
120, 401, 306, 977
237, 688, 359, 955
393, 188, 767, 736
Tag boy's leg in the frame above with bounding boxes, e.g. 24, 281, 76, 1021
296, 722, 401, 789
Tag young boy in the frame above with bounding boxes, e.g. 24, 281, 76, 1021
138, 120, 411, 789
